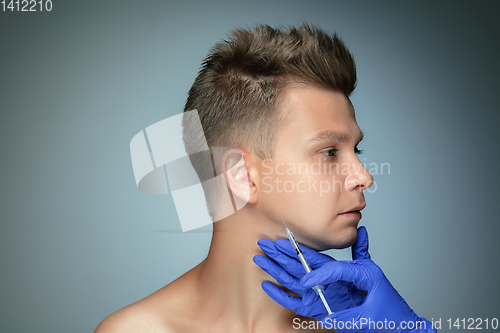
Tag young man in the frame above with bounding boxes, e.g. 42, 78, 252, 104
96, 23, 381, 332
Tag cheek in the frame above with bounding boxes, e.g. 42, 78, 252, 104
258, 171, 358, 249
259, 172, 342, 223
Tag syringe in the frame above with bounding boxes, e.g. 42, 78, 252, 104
283, 222, 333, 315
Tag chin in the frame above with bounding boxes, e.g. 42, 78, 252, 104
309, 226, 359, 251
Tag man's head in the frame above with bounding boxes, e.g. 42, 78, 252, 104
183, 22, 372, 248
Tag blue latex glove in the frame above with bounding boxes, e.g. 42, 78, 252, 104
253, 226, 370, 321
300, 230, 436, 332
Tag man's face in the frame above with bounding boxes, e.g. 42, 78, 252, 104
257, 85, 373, 250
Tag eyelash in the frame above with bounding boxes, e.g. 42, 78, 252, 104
321, 147, 363, 158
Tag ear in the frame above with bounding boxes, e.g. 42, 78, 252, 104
222, 149, 257, 206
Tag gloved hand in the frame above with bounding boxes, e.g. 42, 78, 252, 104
253, 226, 370, 321
299, 229, 436, 333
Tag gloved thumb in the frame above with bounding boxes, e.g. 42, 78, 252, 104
352, 226, 371, 260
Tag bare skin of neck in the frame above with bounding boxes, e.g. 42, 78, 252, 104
168, 205, 312, 332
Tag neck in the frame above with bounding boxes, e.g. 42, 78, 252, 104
194, 208, 296, 331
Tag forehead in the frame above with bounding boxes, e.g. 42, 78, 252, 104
276, 85, 360, 150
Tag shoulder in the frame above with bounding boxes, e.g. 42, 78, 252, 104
93, 290, 183, 333
94, 265, 203, 333
94, 276, 198, 333
94, 302, 173, 333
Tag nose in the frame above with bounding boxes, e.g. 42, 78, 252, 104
344, 158, 374, 192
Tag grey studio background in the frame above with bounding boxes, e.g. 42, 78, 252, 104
1, 1, 499, 332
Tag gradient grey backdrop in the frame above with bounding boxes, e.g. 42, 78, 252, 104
1, 1, 499, 332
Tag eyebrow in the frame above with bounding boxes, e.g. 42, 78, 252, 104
310, 130, 364, 144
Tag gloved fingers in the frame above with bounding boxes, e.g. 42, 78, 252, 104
257, 239, 306, 280
262, 281, 328, 321
301, 287, 318, 306
300, 261, 371, 292
351, 226, 371, 260
274, 238, 334, 268
253, 255, 304, 295
261, 281, 303, 313
272, 238, 302, 260
302, 283, 355, 308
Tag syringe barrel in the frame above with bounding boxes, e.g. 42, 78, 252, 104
298, 253, 312, 273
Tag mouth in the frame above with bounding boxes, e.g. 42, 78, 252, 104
338, 204, 366, 221
338, 210, 362, 220
339, 204, 366, 215
339, 210, 361, 215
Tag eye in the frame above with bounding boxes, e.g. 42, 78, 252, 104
355, 146, 363, 155
321, 148, 339, 158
